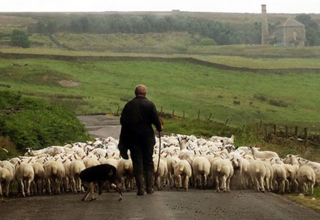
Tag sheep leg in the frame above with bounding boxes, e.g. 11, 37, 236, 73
255, 178, 260, 192
215, 176, 220, 192
310, 182, 314, 195
47, 179, 52, 195
76, 177, 82, 193
169, 174, 174, 189
226, 177, 231, 192
184, 176, 189, 191
25, 179, 32, 196
176, 175, 181, 190
71, 177, 76, 193
265, 177, 270, 192
0, 182, 2, 197
19, 180, 25, 197
222, 176, 227, 192
56, 178, 61, 195
5, 181, 10, 197
260, 177, 265, 193
38, 179, 43, 195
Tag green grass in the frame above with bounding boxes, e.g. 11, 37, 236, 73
286, 186, 320, 212
1, 57, 320, 129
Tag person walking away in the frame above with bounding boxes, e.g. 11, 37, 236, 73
119, 84, 163, 196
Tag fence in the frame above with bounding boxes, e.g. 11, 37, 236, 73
257, 122, 320, 148
114, 106, 320, 147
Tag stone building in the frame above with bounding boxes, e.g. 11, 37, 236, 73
261, 5, 306, 47
274, 18, 306, 47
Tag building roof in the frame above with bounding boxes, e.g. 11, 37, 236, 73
277, 18, 305, 28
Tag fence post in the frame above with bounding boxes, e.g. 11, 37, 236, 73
160, 106, 163, 114
207, 113, 212, 122
117, 106, 120, 115
273, 124, 277, 134
172, 109, 175, 116
285, 125, 288, 137
295, 126, 298, 138
225, 119, 229, 125
304, 127, 308, 149
264, 124, 268, 137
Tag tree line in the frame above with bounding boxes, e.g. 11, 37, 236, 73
10, 13, 320, 47
27, 13, 262, 45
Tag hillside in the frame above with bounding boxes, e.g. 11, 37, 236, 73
1, 11, 320, 52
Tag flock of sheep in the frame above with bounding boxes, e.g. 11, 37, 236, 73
0, 133, 319, 199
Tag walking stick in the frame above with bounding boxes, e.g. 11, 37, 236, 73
156, 131, 161, 177
156, 117, 163, 178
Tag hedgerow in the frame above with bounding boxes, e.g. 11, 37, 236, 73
0, 91, 91, 155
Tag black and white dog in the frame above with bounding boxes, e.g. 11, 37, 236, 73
80, 164, 122, 201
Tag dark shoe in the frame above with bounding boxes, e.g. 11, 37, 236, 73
146, 188, 154, 194
145, 171, 154, 194
135, 174, 145, 196
137, 188, 145, 196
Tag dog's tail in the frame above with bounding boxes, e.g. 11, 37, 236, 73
111, 183, 123, 201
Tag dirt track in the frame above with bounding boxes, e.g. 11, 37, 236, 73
1, 115, 320, 220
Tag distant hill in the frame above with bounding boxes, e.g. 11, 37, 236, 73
1, 11, 320, 50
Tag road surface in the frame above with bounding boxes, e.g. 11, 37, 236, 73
1, 115, 319, 220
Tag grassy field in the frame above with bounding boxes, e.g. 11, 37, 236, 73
1, 55, 320, 130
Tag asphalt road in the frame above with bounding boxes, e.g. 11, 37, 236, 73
1, 188, 320, 220
1, 115, 319, 220
77, 115, 121, 139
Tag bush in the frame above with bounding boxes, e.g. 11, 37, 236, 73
11, 29, 30, 48
0, 91, 91, 153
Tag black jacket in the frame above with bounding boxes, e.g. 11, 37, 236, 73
119, 96, 162, 147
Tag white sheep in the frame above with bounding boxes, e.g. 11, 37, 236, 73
31, 162, 45, 195
271, 163, 288, 194
262, 161, 274, 192
0, 167, 13, 197
116, 159, 134, 191
174, 159, 192, 191
297, 158, 320, 186
0, 160, 15, 195
282, 163, 299, 193
251, 147, 279, 159
192, 156, 211, 189
14, 162, 35, 197
43, 160, 65, 195
61, 158, 72, 193
210, 157, 234, 192
83, 156, 100, 168
283, 154, 300, 165
153, 156, 168, 190
104, 158, 119, 168
249, 159, 267, 192
297, 165, 316, 195
69, 159, 86, 193
166, 156, 180, 189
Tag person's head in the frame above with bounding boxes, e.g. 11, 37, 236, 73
135, 84, 147, 97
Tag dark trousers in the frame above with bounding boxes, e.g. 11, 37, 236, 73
130, 142, 154, 176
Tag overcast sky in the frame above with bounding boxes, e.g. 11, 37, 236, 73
1, 0, 319, 14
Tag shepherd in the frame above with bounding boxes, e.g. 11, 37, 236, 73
118, 84, 163, 196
